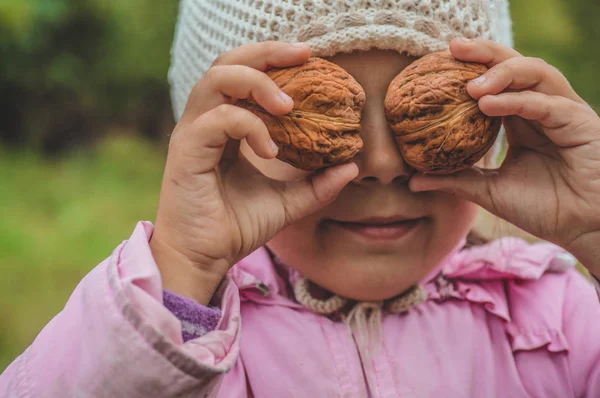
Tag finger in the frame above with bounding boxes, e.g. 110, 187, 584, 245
181, 65, 294, 123
467, 56, 584, 103
279, 163, 359, 224
211, 41, 311, 71
409, 166, 500, 214
449, 37, 522, 67
479, 92, 594, 147
171, 104, 279, 175
501, 115, 549, 149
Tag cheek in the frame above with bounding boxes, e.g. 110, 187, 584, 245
268, 216, 318, 255
240, 140, 309, 181
433, 195, 478, 238
419, 195, 477, 279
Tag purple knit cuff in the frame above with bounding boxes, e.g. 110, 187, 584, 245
163, 290, 222, 342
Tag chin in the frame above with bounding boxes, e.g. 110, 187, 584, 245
268, 202, 476, 301
309, 256, 429, 301
270, 236, 433, 301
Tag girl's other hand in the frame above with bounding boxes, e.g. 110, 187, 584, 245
150, 41, 358, 304
410, 38, 600, 271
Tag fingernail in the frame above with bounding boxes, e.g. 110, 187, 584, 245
270, 139, 279, 155
460, 37, 472, 42
278, 90, 293, 105
471, 74, 486, 85
412, 187, 434, 193
410, 179, 434, 192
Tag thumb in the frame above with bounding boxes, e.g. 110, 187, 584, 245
280, 163, 359, 224
409, 167, 500, 212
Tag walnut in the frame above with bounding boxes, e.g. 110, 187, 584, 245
384, 51, 501, 174
243, 57, 365, 171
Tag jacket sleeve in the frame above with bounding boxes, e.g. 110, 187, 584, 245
0, 222, 242, 398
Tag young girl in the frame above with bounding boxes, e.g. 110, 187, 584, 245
3, 0, 600, 396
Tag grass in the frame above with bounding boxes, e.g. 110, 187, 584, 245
0, 134, 165, 370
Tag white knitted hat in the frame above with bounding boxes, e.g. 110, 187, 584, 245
169, 0, 513, 164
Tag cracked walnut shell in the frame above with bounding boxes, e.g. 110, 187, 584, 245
243, 57, 365, 171
384, 51, 501, 174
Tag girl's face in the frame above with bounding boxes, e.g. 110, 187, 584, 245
242, 50, 478, 300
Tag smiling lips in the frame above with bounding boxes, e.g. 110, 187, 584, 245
326, 216, 424, 241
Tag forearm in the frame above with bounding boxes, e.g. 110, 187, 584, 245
564, 231, 600, 301
566, 230, 600, 280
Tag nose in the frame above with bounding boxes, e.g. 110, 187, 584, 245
352, 108, 415, 185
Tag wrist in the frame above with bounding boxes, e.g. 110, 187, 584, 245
564, 230, 600, 278
149, 232, 229, 306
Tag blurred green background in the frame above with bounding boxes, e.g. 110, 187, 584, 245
1, 0, 599, 370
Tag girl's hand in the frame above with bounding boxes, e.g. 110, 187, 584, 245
150, 42, 358, 304
410, 38, 600, 271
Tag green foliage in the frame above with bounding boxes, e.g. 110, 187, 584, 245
0, 135, 164, 370
0, 0, 178, 151
508, 0, 600, 110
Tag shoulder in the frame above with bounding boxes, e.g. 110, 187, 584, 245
437, 236, 598, 352
443, 236, 576, 281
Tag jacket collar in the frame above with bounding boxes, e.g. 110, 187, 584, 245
228, 237, 574, 315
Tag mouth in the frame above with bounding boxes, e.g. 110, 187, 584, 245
324, 216, 425, 241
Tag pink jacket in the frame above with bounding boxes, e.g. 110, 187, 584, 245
2, 221, 600, 397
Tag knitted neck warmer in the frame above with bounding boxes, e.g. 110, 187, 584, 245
268, 249, 430, 357
293, 274, 428, 356
291, 273, 428, 316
